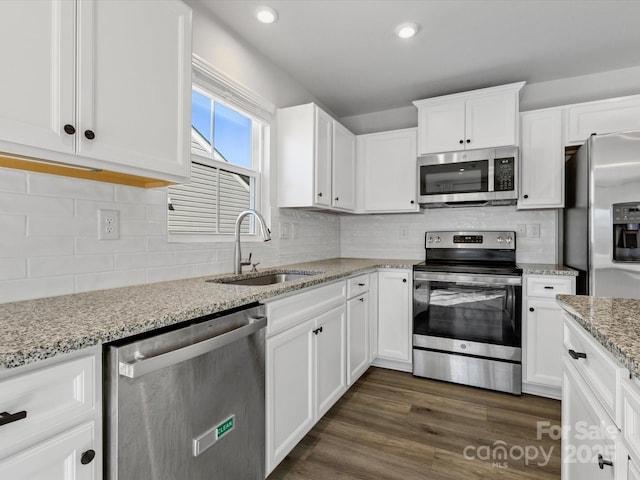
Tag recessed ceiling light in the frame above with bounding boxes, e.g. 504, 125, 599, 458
395, 22, 419, 39
255, 6, 278, 24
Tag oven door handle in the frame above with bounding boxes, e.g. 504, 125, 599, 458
413, 271, 522, 286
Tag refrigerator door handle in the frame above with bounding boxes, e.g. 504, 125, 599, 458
118, 316, 267, 379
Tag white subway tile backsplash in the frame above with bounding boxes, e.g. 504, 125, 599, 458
114, 184, 167, 204
115, 252, 174, 270
146, 204, 167, 222
0, 236, 74, 258
75, 269, 147, 293
27, 215, 95, 237
0, 276, 75, 303
28, 255, 114, 277
28, 173, 114, 200
120, 219, 165, 237
0, 192, 74, 216
0, 215, 26, 236
173, 250, 217, 265
0, 168, 27, 193
146, 264, 198, 283
74, 236, 147, 255
0, 258, 27, 281
75, 199, 146, 220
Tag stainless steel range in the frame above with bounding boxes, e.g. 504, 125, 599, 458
412, 231, 522, 395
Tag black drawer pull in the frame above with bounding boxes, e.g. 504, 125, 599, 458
359, 297, 365, 302
0, 410, 27, 427
568, 349, 587, 360
597, 454, 613, 469
357, 283, 365, 287
544, 286, 555, 290
81, 449, 96, 465
313, 326, 324, 335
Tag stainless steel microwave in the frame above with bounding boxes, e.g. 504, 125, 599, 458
417, 146, 518, 207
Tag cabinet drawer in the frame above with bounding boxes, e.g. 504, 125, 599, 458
563, 317, 624, 427
623, 377, 640, 461
265, 280, 346, 337
527, 276, 574, 298
0, 355, 97, 459
347, 274, 369, 299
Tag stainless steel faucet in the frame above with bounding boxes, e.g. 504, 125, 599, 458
233, 209, 271, 274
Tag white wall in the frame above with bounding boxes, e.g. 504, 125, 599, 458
340, 206, 557, 264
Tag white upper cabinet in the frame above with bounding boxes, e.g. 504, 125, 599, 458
332, 121, 356, 211
277, 103, 356, 211
413, 82, 524, 155
0, 0, 192, 184
518, 108, 564, 209
565, 95, 640, 145
356, 128, 419, 213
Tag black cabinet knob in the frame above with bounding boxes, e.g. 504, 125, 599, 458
335, 197, 339, 202
459, 139, 464, 144
84, 130, 95, 140
81, 449, 96, 465
466, 139, 471, 143
529, 307, 534, 312
63, 124, 76, 135
523, 194, 529, 199
317, 192, 323, 197
410, 200, 415, 204
402, 278, 407, 283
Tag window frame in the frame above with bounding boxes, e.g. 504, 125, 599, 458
168, 55, 274, 244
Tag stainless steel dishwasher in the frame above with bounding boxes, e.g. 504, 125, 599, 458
104, 303, 266, 480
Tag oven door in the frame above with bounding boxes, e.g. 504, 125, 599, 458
413, 271, 522, 360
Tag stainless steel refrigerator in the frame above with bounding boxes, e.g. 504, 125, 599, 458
563, 130, 640, 298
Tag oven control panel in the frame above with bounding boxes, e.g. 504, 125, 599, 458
426, 231, 515, 249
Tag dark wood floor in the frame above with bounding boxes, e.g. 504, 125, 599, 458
268, 367, 561, 480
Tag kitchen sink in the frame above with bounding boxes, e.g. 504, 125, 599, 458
208, 271, 319, 286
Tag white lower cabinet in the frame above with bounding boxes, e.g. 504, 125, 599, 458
563, 358, 617, 480
0, 422, 98, 480
375, 269, 411, 369
523, 274, 575, 398
347, 292, 369, 385
630, 458, 640, 480
0, 347, 101, 479
265, 279, 355, 474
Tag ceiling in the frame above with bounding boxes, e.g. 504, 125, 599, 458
192, 0, 640, 119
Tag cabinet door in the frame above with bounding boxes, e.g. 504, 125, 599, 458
465, 92, 517, 150
332, 121, 356, 211
0, 422, 98, 480
377, 270, 411, 362
519, 109, 564, 209
315, 305, 347, 419
359, 128, 419, 212
0, 0, 75, 154
630, 457, 640, 480
347, 293, 369, 385
417, 101, 465, 154
314, 108, 333, 207
266, 319, 315, 474
565, 96, 640, 145
563, 360, 617, 480
76, 0, 191, 178
525, 298, 563, 387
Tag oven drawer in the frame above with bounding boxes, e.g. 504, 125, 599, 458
563, 315, 625, 427
526, 276, 573, 298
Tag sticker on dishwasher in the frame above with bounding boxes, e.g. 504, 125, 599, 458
216, 415, 235, 440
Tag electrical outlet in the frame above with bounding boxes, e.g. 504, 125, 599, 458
527, 223, 540, 238
279, 222, 289, 240
399, 225, 409, 240
517, 224, 526, 236
99, 209, 120, 240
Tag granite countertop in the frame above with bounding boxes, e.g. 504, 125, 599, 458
557, 294, 640, 379
0, 258, 417, 370
518, 263, 578, 276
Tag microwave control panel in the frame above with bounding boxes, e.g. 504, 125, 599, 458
494, 157, 515, 191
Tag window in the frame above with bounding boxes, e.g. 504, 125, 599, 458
168, 83, 268, 240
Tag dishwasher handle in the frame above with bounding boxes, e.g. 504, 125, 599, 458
119, 315, 267, 379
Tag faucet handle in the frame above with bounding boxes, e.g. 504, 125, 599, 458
241, 252, 252, 266
251, 262, 261, 272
